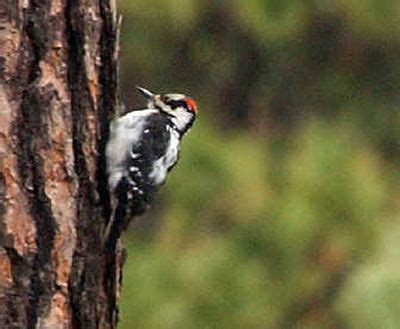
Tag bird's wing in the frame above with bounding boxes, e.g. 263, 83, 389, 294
126, 113, 172, 187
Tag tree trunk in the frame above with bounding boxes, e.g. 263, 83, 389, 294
0, 0, 122, 328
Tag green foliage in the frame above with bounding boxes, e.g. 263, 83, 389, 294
117, 0, 400, 327
336, 220, 400, 329
120, 120, 392, 328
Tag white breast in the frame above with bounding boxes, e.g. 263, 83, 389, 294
149, 127, 180, 185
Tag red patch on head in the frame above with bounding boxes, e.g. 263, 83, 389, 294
185, 97, 198, 113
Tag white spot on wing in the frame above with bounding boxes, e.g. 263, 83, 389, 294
130, 152, 140, 159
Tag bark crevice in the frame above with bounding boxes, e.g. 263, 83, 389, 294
65, 0, 101, 327
99, 0, 120, 325
11, 0, 58, 326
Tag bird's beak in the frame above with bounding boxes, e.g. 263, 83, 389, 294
136, 86, 155, 100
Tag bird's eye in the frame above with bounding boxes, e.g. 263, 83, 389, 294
161, 95, 191, 110
162, 96, 178, 109
161, 95, 169, 103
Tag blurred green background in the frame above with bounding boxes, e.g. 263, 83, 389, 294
117, 1, 400, 328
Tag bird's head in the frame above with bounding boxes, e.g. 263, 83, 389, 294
137, 86, 198, 133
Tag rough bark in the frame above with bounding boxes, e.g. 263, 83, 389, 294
0, 0, 122, 328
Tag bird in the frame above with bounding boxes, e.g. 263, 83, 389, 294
104, 86, 198, 242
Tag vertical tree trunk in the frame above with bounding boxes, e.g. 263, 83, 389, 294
0, 0, 122, 327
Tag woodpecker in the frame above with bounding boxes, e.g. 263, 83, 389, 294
105, 86, 198, 241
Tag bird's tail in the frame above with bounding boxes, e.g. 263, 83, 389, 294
103, 178, 129, 249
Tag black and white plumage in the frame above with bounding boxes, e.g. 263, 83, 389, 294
105, 87, 197, 240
